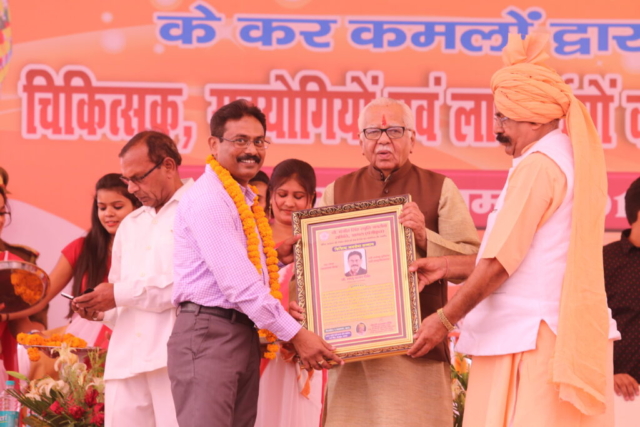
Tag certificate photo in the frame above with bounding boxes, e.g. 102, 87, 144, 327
344, 249, 367, 277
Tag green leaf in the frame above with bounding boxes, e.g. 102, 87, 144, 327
7, 370, 29, 381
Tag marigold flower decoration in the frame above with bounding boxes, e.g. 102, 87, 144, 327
11, 270, 44, 305
207, 155, 281, 359
17, 332, 88, 361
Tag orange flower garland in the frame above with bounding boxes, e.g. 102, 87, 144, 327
17, 332, 88, 361
206, 155, 281, 359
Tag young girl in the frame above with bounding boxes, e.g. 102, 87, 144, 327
53, 173, 141, 345
13, 173, 141, 379
255, 159, 323, 427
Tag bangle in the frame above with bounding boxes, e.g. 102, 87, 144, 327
443, 256, 449, 280
437, 308, 455, 332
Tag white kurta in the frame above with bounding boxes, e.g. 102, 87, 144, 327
103, 179, 193, 380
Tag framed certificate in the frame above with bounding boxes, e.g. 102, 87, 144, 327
292, 195, 421, 362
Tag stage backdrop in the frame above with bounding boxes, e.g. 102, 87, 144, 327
1, 0, 639, 326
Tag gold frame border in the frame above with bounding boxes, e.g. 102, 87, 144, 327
292, 195, 420, 362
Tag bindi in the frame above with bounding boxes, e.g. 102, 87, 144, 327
381, 114, 387, 127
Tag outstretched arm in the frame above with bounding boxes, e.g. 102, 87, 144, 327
407, 257, 508, 357
409, 254, 476, 292
4, 254, 74, 321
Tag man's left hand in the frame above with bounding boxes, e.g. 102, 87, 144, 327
407, 313, 449, 358
72, 283, 116, 313
409, 257, 448, 292
399, 202, 427, 250
276, 234, 301, 265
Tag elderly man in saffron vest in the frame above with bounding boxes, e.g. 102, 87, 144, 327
320, 97, 480, 427
408, 34, 619, 427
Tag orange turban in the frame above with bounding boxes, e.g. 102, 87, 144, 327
492, 34, 609, 415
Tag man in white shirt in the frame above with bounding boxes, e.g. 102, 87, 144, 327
74, 131, 193, 427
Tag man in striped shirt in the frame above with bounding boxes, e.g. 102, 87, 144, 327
168, 99, 342, 427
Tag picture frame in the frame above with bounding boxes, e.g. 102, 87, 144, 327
292, 194, 421, 362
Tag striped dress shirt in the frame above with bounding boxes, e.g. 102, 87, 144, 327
172, 165, 301, 341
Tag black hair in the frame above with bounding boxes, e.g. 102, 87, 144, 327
68, 173, 141, 317
625, 177, 640, 225
250, 170, 270, 186
267, 159, 317, 217
119, 131, 182, 166
209, 99, 267, 137
0, 186, 9, 227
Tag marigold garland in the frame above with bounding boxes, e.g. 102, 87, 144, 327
207, 155, 281, 358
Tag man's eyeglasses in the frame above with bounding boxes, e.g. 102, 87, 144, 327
219, 137, 271, 149
361, 126, 410, 140
494, 116, 512, 127
120, 160, 164, 185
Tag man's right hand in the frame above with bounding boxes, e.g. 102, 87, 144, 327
290, 328, 343, 370
614, 373, 639, 401
289, 301, 304, 321
409, 257, 448, 291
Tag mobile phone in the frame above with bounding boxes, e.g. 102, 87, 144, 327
60, 292, 74, 300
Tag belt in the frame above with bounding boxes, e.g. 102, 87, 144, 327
178, 302, 255, 328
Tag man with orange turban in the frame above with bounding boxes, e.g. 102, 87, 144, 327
407, 33, 618, 426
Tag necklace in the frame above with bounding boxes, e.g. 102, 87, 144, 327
207, 155, 280, 358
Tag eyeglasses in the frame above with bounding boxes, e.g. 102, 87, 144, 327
219, 137, 271, 149
120, 160, 164, 185
361, 126, 410, 140
494, 116, 512, 127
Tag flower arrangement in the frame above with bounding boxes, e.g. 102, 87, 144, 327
206, 155, 281, 359
7, 344, 105, 427
451, 352, 471, 427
